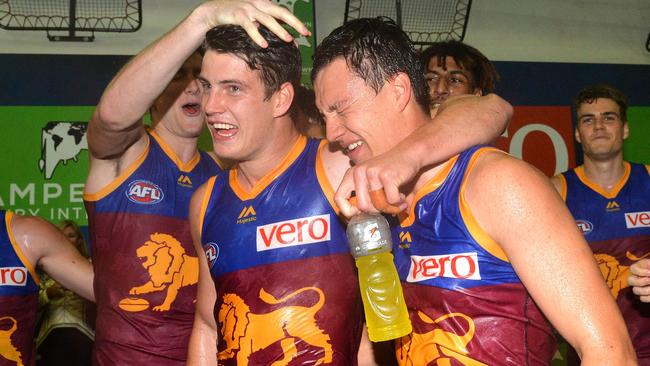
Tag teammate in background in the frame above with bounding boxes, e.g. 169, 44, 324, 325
83, 1, 309, 364
188, 21, 511, 366
294, 85, 325, 138
312, 17, 636, 365
36, 220, 94, 366
420, 40, 499, 116
552, 84, 650, 363
0, 210, 93, 366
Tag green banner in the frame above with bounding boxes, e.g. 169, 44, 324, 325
273, 0, 316, 85
0, 106, 93, 224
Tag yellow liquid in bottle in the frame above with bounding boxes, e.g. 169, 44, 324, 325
356, 251, 412, 342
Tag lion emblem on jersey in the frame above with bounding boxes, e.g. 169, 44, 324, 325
218, 287, 332, 365
596, 251, 650, 299
127, 233, 198, 311
0, 316, 23, 366
397, 311, 486, 366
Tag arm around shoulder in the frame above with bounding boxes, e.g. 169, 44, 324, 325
464, 151, 636, 365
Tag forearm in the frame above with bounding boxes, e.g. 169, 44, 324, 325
187, 316, 218, 365
94, 7, 209, 130
402, 93, 511, 168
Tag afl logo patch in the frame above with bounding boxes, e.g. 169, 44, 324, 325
203, 242, 219, 269
576, 220, 593, 235
126, 180, 164, 204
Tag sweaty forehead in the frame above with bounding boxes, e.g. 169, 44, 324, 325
314, 59, 362, 111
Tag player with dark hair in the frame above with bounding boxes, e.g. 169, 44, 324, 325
553, 84, 650, 363
313, 17, 636, 365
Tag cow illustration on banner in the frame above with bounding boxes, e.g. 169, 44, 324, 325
39, 121, 88, 180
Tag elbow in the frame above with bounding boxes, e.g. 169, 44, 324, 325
92, 103, 124, 133
484, 93, 513, 135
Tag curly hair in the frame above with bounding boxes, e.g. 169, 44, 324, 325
420, 41, 498, 95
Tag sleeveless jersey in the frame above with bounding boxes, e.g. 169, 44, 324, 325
0, 210, 39, 366
84, 131, 220, 365
392, 146, 556, 366
199, 136, 363, 365
557, 162, 650, 361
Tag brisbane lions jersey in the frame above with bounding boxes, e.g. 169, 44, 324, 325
199, 136, 363, 365
0, 210, 39, 366
557, 162, 650, 361
84, 131, 220, 365
391, 146, 556, 366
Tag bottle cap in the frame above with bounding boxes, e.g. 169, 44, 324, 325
346, 212, 392, 258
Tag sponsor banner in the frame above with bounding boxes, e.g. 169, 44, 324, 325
273, 0, 316, 86
625, 211, 650, 229
256, 214, 331, 251
0, 267, 28, 286
494, 106, 575, 177
408, 252, 481, 283
0, 107, 92, 225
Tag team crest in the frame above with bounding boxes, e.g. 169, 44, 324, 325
203, 242, 220, 269
126, 180, 164, 205
575, 219, 593, 235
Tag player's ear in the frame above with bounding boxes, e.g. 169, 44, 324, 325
390, 72, 411, 112
273, 82, 294, 118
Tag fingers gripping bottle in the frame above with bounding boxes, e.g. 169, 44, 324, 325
347, 212, 412, 342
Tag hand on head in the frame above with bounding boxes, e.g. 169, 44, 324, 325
197, 0, 310, 48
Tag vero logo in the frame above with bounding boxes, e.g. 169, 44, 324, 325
256, 214, 330, 251
625, 211, 650, 229
0, 267, 28, 286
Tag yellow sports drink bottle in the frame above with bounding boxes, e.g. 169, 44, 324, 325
346, 212, 412, 342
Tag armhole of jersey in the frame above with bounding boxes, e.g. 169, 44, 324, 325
83, 137, 151, 202
315, 140, 340, 216
198, 176, 217, 239
645, 165, 650, 176
5, 211, 40, 285
556, 174, 568, 201
458, 147, 509, 263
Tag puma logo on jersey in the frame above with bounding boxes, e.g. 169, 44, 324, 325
237, 206, 257, 224
256, 214, 330, 251
177, 175, 193, 188
0, 267, 27, 286
399, 231, 412, 249
625, 211, 650, 229
606, 200, 620, 211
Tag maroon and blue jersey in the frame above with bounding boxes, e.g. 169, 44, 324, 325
0, 210, 39, 366
556, 162, 650, 361
392, 146, 556, 365
84, 131, 220, 365
199, 136, 363, 365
